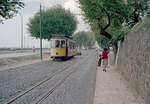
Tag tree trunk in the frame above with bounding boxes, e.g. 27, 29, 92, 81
133, 6, 139, 24
99, 8, 112, 39
100, 29, 112, 39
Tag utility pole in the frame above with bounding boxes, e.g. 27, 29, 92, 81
24, 35, 26, 48
40, 4, 43, 60
19, 13, 23, 51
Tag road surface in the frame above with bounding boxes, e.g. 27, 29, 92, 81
0, 50, 97, 104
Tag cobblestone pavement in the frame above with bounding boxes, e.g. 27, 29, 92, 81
0, 50, 97, 104
93, 66, 145, 104
41, 51, 97, 104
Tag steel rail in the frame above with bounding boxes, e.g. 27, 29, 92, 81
34, 55, 91, 104
4, 60, 77, 104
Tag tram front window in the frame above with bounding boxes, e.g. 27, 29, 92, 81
56, 40, 60, 48
52, 40, 66, 48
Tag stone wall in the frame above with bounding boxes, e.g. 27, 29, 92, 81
116, 25, 150, 104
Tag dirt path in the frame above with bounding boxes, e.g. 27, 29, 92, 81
93, 66, 145, 104
94, 51, 145, 104
0, 53, 50, 71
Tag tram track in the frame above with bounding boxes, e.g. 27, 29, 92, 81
0, 60, 72, 102
4, 65, 72, 104
34, 66, 78, 104
4, 52, 90, 104
33, 54, 91, 104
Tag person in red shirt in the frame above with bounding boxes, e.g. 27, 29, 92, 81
102, 48, 109, 72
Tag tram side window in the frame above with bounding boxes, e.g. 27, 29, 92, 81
56, 40, 60, 48
61, 40, 65, 48
72, 43, 74, 49
69, 42, 72, 49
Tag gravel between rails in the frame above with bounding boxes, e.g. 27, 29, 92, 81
0, 51, 90, 103
33, 53, 93, 104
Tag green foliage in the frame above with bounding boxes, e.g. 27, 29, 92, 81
77, 0, 127, 48
109, 28, 131, 45
77, 0, 150, 57
73, 31, 95, 48
78, 0, 150, 49
0, 0, 24, 23
126, 0, 150, 25
96, 35, 109, 48
28, 5, 77, 40
78, 0, 126, 31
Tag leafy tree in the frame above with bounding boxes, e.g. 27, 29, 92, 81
78, 0, 150, 60
28, 5, 77, 40
78, 0, 150, 39
78, 0, 126, 39
73, 31, 95, 48
0, 0, 24, 23
77, 0, 128, 57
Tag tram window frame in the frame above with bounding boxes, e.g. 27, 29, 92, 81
51, 40, 56, 48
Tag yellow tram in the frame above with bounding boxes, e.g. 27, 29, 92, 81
50, 36, 77, 59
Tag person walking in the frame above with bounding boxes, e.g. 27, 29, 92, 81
102, 48, 109, 72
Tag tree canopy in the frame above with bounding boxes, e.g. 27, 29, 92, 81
126, 0, 150, 26
73, 31, 95, 48
77, 0, 150, 50
28, 6, 77, 40
78, 0, 126, 39
0, 0, 24, 23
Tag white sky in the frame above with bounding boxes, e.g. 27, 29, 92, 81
0, 0, 90, 48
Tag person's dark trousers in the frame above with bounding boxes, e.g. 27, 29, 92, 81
98, 58, 101, 66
